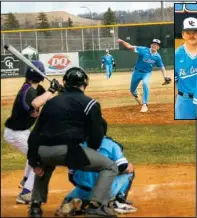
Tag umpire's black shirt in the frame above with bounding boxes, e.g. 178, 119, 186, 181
28, 86, 105, 168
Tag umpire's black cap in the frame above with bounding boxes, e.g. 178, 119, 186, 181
63, 67, 89, 87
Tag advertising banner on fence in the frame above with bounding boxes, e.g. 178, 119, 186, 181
39, 52, 79, 75
1, 55, 25, 78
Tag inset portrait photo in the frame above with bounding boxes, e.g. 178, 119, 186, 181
174, 3, 197, 120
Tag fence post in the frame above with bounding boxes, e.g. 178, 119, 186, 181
2, 33, 5, 55
91, 27, 95, 51
19, 32, 22, 51
65, 30, 68, 52
98, 28, 101, 50
35, 31, 38, 52
82, 28, 84, 51
113, 26, 116, 49
61, 28, 64, 52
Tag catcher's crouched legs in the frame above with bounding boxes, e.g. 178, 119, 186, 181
81, 147, 118, 216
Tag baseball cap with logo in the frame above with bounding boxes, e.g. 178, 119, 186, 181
106, 49, 109, 53
183, 17, 197, 31
152, 39, 161, 45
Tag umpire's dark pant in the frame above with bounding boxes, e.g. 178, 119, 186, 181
32, 145, 118, 206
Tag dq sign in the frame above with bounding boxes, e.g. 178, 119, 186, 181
48, 54, 71, 70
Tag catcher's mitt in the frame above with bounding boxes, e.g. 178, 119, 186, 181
162, 77, 171, 85
113, 63, 116, 67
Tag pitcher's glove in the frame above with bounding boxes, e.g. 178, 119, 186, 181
48, 79, 63, 94
113, 62, 116, 67
162, 77, 171, 85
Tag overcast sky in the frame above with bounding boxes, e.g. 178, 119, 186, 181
1, 2, 174, 15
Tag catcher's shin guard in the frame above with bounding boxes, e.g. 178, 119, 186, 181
116, 172, 135, 203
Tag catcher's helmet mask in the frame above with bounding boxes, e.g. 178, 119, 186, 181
63, 67, 89, 88
25, 60, 45, 83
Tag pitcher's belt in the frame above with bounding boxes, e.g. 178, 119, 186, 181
178, 91, 194, 99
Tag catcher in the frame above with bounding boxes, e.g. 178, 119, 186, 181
117, 38, 171, 112
101, 49, 116, 79
55, 121, 137, 217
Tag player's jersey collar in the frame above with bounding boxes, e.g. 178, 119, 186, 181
183, 44, 197, 59
149, 48, 158, 56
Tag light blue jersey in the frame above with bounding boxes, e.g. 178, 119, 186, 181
134, 46, 164, 73
71, 137, 128, 189
193, 77, 197, 104
175, 45, 197, 94
102, 54, 114, 66
175, 45, 197, 120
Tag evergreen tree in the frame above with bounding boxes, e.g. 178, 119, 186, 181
68, 17, 73, 27
37, 12, 50, 37
4, 13, 20, 30
103, 8, 116, 25
37, 12, 50, 29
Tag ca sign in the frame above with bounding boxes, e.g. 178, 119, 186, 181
1, 55, 22, 78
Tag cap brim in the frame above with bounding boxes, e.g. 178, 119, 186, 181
151, 42, 160, 45
183, 28, 197, 31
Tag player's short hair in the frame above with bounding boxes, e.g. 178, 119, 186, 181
151, 39, 161, 45
183, 17, 197, 31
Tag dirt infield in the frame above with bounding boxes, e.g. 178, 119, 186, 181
1, 164, 195, 217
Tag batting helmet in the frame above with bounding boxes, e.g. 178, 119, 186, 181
25, 60, 45, 83
63, 67, 89, 88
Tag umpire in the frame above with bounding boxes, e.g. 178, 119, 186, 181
27, 67, 118, 217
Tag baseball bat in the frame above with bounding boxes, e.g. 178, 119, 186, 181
4, 44, 51, 83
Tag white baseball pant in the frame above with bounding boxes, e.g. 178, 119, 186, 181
4, 127, 35, 191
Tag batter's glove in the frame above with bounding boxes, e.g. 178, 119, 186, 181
162, 77, 171, 85
113, 62, 116, 67
48, 79, 62, 94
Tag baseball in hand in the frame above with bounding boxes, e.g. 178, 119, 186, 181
117, 39, 122, 43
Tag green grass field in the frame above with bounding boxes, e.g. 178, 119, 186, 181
1, 105, 196, 171
1, 72, 196, 171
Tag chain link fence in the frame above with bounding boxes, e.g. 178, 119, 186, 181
1, 22, 173, 55
1, 26, 119, 54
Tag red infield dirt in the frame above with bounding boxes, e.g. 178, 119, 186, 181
1, 164, 196, 217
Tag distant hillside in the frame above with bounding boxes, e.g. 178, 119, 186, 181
1, 11, 101, 29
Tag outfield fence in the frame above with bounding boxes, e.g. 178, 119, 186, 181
1, 22, 174, 55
